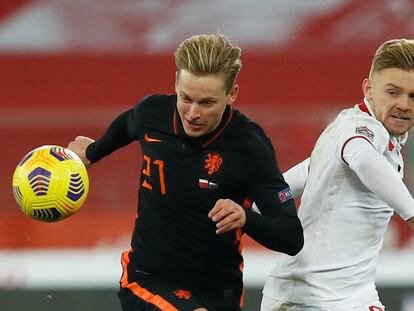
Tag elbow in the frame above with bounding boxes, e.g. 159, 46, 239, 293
284, 222, 304, 256
266, 219, 304, 256
286, 230, 304, 256
244, 210, 304, 255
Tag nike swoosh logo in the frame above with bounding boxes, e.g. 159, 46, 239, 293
144, 134, 162, 142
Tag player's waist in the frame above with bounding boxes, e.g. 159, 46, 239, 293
263, 275, 379, 307
126, 254, 243, 307
131, 243, 241, 277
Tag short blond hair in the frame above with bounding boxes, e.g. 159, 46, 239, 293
370, 39, 414, 77
174, 34, 242, 94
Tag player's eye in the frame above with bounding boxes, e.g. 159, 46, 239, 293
387, 89, 398, 97
181, 96, 192, 103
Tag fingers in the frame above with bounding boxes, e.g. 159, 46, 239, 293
68, 136, 94, 147
67, 136, 94, 169
208, 199, 246, 235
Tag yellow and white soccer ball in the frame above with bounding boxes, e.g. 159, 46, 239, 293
12, 145, 89, 222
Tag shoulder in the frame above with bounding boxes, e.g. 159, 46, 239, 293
331, 105, 390, 152
135, 94, 176, 113
231, 109, 269, 139
230, 109, 275, 158
127, 94, 176, 133
132, 94, 176, 122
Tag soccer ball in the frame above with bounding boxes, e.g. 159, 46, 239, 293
12, 145, 89, 222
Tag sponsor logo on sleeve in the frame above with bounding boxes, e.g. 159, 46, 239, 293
355, 126, 374, 141
278, 187, 293, 203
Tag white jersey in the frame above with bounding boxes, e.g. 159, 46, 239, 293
263, 99, 412, 309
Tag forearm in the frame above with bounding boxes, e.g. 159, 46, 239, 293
86, 109, 135, 163
243, 209, 303, 255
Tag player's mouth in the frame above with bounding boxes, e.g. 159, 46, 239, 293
185, 119, 203, 130
391, 115, 410, 123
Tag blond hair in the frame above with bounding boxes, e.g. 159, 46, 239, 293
174, 34, 242, 94
370, 39, 414, 77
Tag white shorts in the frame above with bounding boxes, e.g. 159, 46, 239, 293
260, 294, 385, 311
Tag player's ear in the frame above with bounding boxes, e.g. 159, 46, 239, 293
362, 78, 372, 100
227, 84, 239, 105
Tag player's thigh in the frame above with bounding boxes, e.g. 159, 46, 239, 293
118, 274, 206, 311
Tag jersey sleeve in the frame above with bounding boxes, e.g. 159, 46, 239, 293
336, 116, 389, 162
343, 137, 414, 221
242, 125, 303, 255
283, 157, 310, 198
245, 129, 296, 216
86, 97, 147, 163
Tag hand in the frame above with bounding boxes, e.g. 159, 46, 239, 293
67, 136, 95, 169
208, 199, 246, 235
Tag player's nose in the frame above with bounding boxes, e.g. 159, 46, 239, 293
188, 103, 200, 119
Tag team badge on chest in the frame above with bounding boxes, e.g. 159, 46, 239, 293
204, 153, 223, 175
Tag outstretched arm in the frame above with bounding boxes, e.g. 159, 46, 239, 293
343, 137, 414, 222
67, 109, 135, 167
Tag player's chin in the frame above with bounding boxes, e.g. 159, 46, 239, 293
183, 126, 206, 137
388, 125, 410, 136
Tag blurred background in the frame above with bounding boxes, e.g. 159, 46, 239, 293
1, 0, 414, 310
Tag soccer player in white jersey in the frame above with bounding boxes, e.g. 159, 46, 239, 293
261, 39, 414, 311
